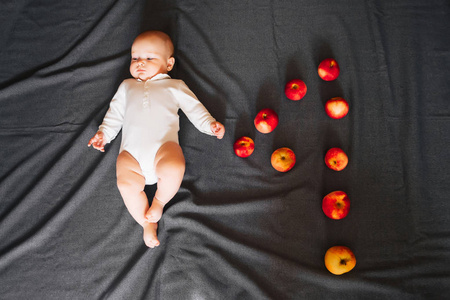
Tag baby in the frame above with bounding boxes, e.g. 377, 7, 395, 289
88, 31, 225, 248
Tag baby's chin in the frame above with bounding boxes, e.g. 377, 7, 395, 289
132, 74, 149, 81
134, 73, 158, 81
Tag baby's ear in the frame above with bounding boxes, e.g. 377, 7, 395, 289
167, 57, 175, 71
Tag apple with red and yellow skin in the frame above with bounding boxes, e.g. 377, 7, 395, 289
318, 58, 340, 81
271, 147, 296, 172
233, 136, 255, 158
325, 148, 348, 171
322, 191, 350, 220
285, 79, 307, 101
325, 97, 349, 119
324, 246, 356, 275
254, 108, 279, 134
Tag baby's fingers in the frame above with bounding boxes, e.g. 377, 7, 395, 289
94, 141, 105, 152
215, 127, 225, 139
88, 137, 105, 152
88, 138, 96, 147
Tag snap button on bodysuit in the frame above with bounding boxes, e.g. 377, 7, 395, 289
143, 80, 151, 108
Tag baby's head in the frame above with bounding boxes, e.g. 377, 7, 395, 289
130, 31, 175, 81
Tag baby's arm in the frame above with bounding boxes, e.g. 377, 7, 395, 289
210, 121, 225, 139
176, 81, 225, 137
88, 131, 107, 152
88, 81, 128, 152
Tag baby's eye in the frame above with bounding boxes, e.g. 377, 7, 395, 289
132, 58, 138, 61
147, 58, 153, 61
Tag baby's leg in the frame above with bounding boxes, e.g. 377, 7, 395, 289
146, 142, 185, 223
116, 151, 159, 248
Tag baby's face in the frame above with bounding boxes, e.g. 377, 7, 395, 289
130, 33, 174, 81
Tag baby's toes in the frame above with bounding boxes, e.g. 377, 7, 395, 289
145, 238, 160, 248
143, 233, 160, 248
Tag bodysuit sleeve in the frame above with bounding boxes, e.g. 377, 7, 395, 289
175, 80, 216, 136
98, 81, 127, 143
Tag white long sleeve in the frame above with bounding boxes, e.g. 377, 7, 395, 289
98, 82, 127, 143
173, 80, 216, 136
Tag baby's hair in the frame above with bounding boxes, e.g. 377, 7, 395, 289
136, 30, 174, 57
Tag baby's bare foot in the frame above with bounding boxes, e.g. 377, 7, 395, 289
143, 222, 160, 248
146, 197, 165, 223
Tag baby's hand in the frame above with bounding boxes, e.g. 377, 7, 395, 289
210, 121, 225, 139
88, 131, 107, 152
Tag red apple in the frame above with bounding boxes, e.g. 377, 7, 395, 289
325, 97, 349, 119
285, 79, 307, 101
254, 108, 279, 134
325, 148, 348, 171
271, 147, 296, 172
322, 191, 350, 220
324, 246, 356, 275
318, 58, 340, 81
233, 136, 255, 158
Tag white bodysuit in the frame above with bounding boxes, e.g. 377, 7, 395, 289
99, 73, 216, 184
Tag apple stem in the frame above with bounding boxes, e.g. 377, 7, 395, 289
340, 259, 347, 266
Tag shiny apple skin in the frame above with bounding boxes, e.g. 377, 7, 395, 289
233, 136, 255, 158
325, 148, 348, 171
254, 108, 279, 134
271, 147, 296, 172
322, 191, 350, 219
324, 246, 356, 275
284, 79, 307, 101
318, 58, 340, 81
325, 97, 349, 119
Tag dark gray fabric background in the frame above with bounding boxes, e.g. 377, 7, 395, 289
1, 0, 449, 299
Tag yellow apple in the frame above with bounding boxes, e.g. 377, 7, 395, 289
271, 147, 296, 172
324, 246, 356, 275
